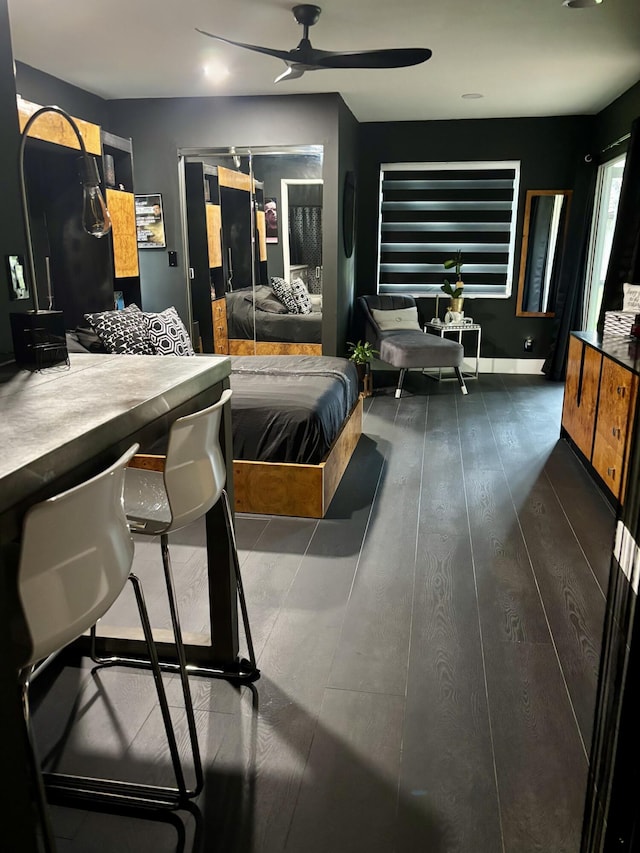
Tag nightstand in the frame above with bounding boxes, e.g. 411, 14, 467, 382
424, 321, 481, 380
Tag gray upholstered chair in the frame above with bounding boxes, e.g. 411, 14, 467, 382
358, 295, 467, 397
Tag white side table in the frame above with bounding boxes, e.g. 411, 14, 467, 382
424, 321, 482, 381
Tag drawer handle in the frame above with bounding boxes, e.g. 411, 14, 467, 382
607, 466, 616, 478
612, 426, 621, 439
617, 385, 626, 397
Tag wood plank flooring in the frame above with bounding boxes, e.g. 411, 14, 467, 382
30, 372, 615, 853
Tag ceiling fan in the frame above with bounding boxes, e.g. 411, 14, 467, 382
196, 4, 432, 83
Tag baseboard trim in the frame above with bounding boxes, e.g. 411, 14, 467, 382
371, 357, 546, 375
477, 357, 545, 374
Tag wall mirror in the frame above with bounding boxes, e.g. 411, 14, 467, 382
516, 189, 572, 317
180, 145, 323, 356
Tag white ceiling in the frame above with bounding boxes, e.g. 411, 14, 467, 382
7, 0, 640, 123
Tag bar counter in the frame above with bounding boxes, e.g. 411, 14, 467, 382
0, 352, 238, 851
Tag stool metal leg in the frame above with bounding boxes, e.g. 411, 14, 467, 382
455, 367, 468, 395
89, 564, 203, 802
44, 573, 197, 809
395, 368, 406, 399
221, 489, 257, 671
19, 670, 57, 853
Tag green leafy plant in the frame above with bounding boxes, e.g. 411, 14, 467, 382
347, 340, 378, 365
441, 250, 464, 298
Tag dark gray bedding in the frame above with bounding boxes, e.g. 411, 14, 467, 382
225, 289, 322, 344
229, 355, 359, 464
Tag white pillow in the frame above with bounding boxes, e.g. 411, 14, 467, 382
371, 306, 421, 331
623, 283, 640, 313
290, 277, 312, 314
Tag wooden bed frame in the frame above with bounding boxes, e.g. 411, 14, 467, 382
130, 396, 363, 519
228, 339, 322, 356
232, 395, 363, 518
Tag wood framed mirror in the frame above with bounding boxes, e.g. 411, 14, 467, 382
516, 189, 572, 317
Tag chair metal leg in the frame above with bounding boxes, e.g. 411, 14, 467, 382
158, 537, 204, 798
221, 489, 257, 671
19, 669, 57, 853
90, 558, 203, 801
395, 368, 406, 399
455, 367, 469, 395
45, 573, 198, 809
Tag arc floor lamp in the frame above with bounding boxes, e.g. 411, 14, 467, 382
10, 104, 111, 368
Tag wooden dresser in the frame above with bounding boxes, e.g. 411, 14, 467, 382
562, 332, 639, 504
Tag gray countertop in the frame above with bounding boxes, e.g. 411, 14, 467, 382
573, 331, 640, 375
0, 353, 230, 515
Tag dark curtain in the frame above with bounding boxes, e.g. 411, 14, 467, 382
597, 117, 640, 332
542, 158, 597, 380
290, 206, 323, 293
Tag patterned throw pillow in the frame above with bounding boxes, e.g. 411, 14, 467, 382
290, 277, 312, 315
143, 307, 196, 356
84, 304, 155, 354
270, 276, 299, 314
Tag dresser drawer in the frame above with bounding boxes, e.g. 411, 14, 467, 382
597, 357, 637, 435
592, 431, 625, 500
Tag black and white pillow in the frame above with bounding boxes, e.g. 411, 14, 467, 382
270, 276, 299, 314
290, 277, 312, 315
143, 307, 195, 356
84, 304, 155, 355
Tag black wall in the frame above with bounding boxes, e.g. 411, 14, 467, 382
0, 29, 29, 354
594, 80, 640, 156
105, 94, 349, 355
15, 62, 108, 128
355, 115, 595, 362
5, 49, 639, 363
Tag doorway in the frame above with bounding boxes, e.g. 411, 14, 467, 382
582, 154, 626, 330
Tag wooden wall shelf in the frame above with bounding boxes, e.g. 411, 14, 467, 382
17, 96, 102, 155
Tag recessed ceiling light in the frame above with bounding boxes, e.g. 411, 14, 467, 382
563, 0, 603, 7
461, 93, 484, 99
203, 63, 230, 82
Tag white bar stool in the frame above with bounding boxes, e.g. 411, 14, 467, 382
90, 388, 256, 784
17, 444, 200, 853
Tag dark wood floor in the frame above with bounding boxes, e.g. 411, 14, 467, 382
32, 372, 616, 853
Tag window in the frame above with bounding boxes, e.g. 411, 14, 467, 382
583, 154, 626, 331
377, 161, 520, 298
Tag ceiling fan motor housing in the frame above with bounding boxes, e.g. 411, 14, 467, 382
292, 5, 322, 27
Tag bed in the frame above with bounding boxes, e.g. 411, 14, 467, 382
229, 355, 362, 517
66, 318, 362, 518
225, 285, 323, 356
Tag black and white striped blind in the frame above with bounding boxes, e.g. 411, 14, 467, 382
377, 162, 520, 297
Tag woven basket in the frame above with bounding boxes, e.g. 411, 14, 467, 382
603, 311, 636, 337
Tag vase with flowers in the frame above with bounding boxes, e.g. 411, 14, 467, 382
441, 250, 464, 313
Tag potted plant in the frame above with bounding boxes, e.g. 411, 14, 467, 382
441, 250, 464, 312
347, 340, 378, 394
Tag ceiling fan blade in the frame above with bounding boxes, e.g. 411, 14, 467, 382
313, 47, 432, 69
196, 28, 295, 63
274, 65, 306, 84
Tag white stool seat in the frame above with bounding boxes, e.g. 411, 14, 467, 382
124, 467, 172, 534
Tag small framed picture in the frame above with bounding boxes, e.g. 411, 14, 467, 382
6, 255, 29, 300
135, 193, 166, 249
265, 197, 278, 244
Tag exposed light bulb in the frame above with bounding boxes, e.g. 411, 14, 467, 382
77, 155, 112, 237
82, 185, 112, 237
